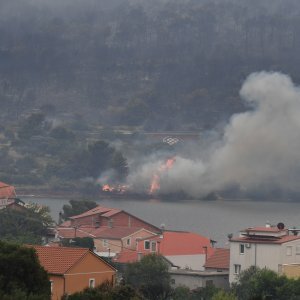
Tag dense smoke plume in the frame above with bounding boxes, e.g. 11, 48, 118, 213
127, 72, 300, 198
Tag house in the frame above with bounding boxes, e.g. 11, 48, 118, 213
67, 205, 161, 233
0, 197, 27, 212
204, 248, 230, 272
114, 230, 215, 270
0, 181, 16, 199
0, 182, 27, 212
229, 223, 300, 284
32, 245, 116, 300
57, 225, 157, 257
169, 269, 229, 290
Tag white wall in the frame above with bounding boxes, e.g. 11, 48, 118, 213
280, 240, 300, 266
170, 272, 229, 290
229, 242, 280, 283
230, 238, 300, 283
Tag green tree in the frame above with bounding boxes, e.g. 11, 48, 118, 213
191, 285, 220, 300
172, 285, 191, 300
212, 290, 237, 300
125, 254, 172, 300
18, 113, 46, 140
61, 199, 98, 221
26, 203, 55, 228
87, 141, 113, 178
232, 266, 300, 300
50, 126, 75, 140
0, 203, 54, 244
0, 241, 50, 299
66, 281, 141, 300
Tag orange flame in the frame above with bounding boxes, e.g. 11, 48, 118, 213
102, 184, 114, 192
149, 174, 160, 194
102, 184, 129, 194
149, 156, 176, 194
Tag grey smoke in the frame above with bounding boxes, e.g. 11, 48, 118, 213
127, 72, 300, 198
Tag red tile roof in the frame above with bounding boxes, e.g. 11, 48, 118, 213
59, 220, 72, 227
91, 227, 146, 239
57, 226, 149, 239
0, 182, 16, 199
31, 245, 89, 274
231, 235, 300, 244
139, 231, 214, 256
204, 248, 230, 270
114, 250, 139, 263
69, 206, 121, 219
67, 205, 161, 233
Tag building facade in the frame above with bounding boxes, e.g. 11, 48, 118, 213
32, 245, 116, 300
229, 224, 300, 283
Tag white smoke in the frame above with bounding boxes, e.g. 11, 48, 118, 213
127, 72, 300, 198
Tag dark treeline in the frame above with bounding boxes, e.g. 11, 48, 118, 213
1, 0, 300, 130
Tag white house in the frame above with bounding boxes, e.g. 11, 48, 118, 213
229, 223, 300, 284
169, 269, 229, 290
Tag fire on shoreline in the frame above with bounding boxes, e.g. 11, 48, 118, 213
102, 156, 176, 195
102, 184, 129, 194
149, 156, 176, 195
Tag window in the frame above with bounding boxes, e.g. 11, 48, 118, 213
151, 241, 157, 252
171, 279, 175, 285
103, 239, 108, 247
286, 246, 292, 256
144, 240, 150, 250
240, 244, 245, 254
89, 278, 95, 288
206, 280, 213, 287
296, 245, 300, 255
126, 238, 131, 246
234, 264, 241, 274
50, 280, 53, 293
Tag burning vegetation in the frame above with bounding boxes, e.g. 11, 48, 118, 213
149, 156, 176, 195
101, 156, 177, 197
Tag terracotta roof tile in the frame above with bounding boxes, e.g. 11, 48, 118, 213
139, 231, 214, 256
57, 226, 147, 239
0, 182, 16, 199
114, 250, 139, 263
59, 220, 72, 227
91, 227, 145, 239
231, 235, 300, 244
31, 245, 89, 274
161, 231, 214, 255
69, 206, 121, 220
204, 248, 230, 270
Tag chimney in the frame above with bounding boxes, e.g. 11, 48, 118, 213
265, 221, 271, 228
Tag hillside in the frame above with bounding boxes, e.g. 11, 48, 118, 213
1, 0, 300, 130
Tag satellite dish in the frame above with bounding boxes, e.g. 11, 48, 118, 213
277, 222, 285, 230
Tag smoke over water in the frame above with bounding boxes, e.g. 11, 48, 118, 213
127, 72, 300, 199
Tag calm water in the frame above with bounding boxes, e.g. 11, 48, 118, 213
22, 196, 300, 246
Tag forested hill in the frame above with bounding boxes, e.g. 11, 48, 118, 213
1, 0, 300, 130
